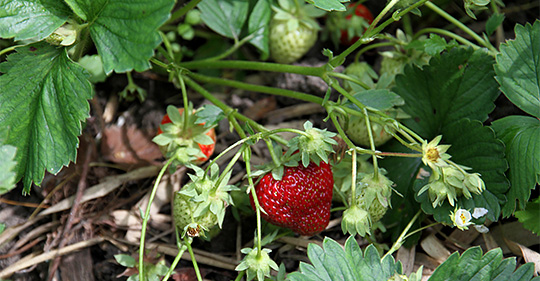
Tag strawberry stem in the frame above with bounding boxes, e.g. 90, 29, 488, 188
139, 157, 174, 281
383, 210, 422, 259
363, 108, 379, 180
177, 73, 190, 136
185, 238, 203, 281
350, 149, 358, 207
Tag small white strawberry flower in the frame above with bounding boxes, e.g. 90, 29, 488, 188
472, 207, 488, 219
450, 208, 472, 230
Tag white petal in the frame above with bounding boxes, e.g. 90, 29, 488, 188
472, 208, 488, 219
473, 225, 489, 233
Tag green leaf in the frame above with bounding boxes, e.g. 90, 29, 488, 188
431, 247, 538, 281
76, 0, 174, 74
305, 0, 347, 12
198, 0, 249, 40
348, 89, 404, 111
514, 197, 540, 235
0, 0, 71, 41
195, 104, 225, 128
0, 144, 17, 195
492, 115, 540, 216
0, 43, 93, 193
287, 237, 402, 281
423, 34, 448, 56
486, 13, 505, 37
247, 0, 271, 57
114, 254, 136, 267
495, 20, 540, 118
414, 119, 508, 224
394, 47, 499, 139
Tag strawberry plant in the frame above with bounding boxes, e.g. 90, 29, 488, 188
0, 0, 539, 280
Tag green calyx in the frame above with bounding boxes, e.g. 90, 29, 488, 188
172, 164, 238, 238
235, 247, 279, 281
153, 104, 215, 164
341, 204, 371, 236
272, 0, 325, 31
286, 121, 337, 167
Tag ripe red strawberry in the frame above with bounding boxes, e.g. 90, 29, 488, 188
325, 2, 373, 46
250, 161, 334, 236
155, 106, 216, 164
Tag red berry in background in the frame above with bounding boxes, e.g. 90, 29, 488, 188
340, 3, 374, 45
157, 107, 216, 163
250, 161, 334, 236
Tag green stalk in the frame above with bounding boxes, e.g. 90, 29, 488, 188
185, 239, 203, 281
214, 144, 245, 188
353, 41, 395, 63
350, 150, 358, 207
139, 158, 174, 280
184, 76, 288, 146
414, 27, 480, 50
166, 0, 203, 25
177, 73, 190, 138
363, 108, 379, 180
188, 72, 324, 105
367, 0, 431, 37
197, 34, 255, 62
327, 72, 370, 90
424, 1, 498, 53
382, 210, 422, 259
162, 243, 187, 281
0, 44, 23, 57
179, 60, 325, 77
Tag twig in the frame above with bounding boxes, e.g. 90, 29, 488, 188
47, 140, 94, 281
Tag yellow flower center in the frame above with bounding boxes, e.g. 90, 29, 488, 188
460, 213, 467, 224
426, 147, 440, 162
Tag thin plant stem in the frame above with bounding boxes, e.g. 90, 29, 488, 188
162, 243, 187, 281
185, 239, 203, 281
414, 28, 481, 50
351, 150, 358, 206
139, 157, 174, 280
188, 72, 324, 105
383, 210, 422, 259
179, 60, 325, 77
353, 41, 395, 63
363, 108, 379, 180
328, 72, 371, 90
424, 1, 497, 54
0, 44, 23, 57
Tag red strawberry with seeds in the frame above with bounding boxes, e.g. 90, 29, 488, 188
250, 160, 334, 236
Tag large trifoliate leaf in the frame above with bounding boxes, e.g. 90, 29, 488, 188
495, 20, 540, 118
0, 0, 71, 41
492, 115, 540, 216
247, 0, 271, 57
0, 43, 93, 193
198, 0, 249, 41
0, 144, 17, 195
430, 247, 540, 281
287, 237, 402, 281
394, 47, 499, 139
414, 119, 508, 224
70, 0, 174, 74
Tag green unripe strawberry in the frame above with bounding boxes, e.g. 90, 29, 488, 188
172, 164, 238, 238
357, 173, 393, 223
173, 189, 218, 237
343, 62, 378, 91
269, 0, 324, 64
340, 114, 395, 147
269, 19, 317, 64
